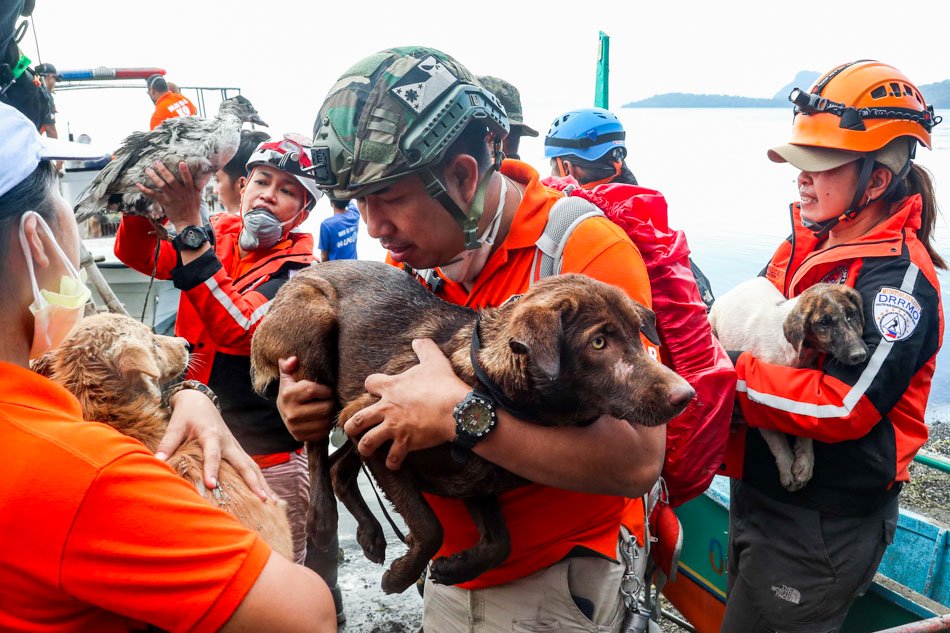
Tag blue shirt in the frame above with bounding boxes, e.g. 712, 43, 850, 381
318, 203, 360, 261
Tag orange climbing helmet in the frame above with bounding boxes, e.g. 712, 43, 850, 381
783, 60, 940, 153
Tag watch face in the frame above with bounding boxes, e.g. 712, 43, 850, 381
182, 227, 206, 248
456, 396, 496, 437
178, 226, 208, 249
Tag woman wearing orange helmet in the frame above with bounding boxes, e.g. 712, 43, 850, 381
723, 61, 945, 631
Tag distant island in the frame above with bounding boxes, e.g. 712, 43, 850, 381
624, 71, 950, 109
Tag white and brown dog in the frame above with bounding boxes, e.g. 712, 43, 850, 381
709, 277, 867, 491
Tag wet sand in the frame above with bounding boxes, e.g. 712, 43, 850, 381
337, 473, 422, 633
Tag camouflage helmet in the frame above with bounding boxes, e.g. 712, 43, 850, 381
310, 47, 509, 249
478, 76, 539, 137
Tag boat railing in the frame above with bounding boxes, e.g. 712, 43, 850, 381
57, 81, 241, 118
915, 449, 950, 474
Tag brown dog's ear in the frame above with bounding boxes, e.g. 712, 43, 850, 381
783, 310, 806, 354
784, 303, 819, 367
508, 304, 562, 381
638, 305, 661, 346
116, 343, 161, 382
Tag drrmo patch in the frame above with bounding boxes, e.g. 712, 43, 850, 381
873, 287, 922, 342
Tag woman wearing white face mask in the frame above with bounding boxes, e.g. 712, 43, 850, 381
0, 104, 337, 631
113, 135, 346, 624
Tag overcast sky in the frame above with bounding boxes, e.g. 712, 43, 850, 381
20, 0, 950, 151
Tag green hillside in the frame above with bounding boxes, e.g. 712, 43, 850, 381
623, 72, 950, 109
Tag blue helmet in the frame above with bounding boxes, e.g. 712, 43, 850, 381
543, 107, 627, 162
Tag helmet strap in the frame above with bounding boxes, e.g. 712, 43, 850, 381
805, 156, 876, 239
580, 160, 623, 190
421, 137, 505, 251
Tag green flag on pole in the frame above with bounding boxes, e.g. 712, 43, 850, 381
595, 31, 610, 108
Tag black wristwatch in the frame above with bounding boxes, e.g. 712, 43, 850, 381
173, 225, 211, 251
452, 389, 498, 461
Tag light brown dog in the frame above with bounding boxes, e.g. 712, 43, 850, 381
251, 259, 694, 594
33, 312, 293, 559
709, 277, 868, 490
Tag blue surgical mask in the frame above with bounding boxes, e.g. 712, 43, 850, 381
19, 211, 91, 359
239, 207, 301, 251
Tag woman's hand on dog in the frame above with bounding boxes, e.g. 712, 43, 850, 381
275, 356, 337, 442
345, 339, 469, 470
159, 389, 276, 502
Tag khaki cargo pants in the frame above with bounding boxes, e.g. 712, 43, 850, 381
422, 529, 645, 633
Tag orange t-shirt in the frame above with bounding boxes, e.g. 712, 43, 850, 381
150, 91, 197, 130
416, 160, 655, 589
0, 362, 270, 632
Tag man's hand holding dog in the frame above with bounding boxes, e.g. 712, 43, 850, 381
276, 356, 337, 442
345, 339, 468, 470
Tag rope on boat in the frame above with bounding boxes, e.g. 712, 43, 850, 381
79, 242, 129, 316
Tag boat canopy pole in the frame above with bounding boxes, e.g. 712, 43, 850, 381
594, 31, 609, 109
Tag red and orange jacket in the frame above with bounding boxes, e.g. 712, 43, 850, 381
729, 194, 942, 515
114, 213, 314, 455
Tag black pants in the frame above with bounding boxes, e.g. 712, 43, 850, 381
722, 480, 897, 633
306, 530, 344, 620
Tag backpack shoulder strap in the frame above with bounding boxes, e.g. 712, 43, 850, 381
531, 193, 605, 283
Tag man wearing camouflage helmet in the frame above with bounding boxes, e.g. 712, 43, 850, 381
277, 46, 663, 631
477, 75, 539, 160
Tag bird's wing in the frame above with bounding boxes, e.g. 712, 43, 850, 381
74, 127, 177, 221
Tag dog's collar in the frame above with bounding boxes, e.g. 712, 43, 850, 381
469, 314, 599, 427
470, 311, 600, 429
470, 314, 542, 425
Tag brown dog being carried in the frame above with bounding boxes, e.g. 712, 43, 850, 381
251, 259, 694, 594
33, 313, 294, 559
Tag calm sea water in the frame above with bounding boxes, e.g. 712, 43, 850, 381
301, 108, 950, 421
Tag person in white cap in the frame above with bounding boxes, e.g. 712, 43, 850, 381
0, 101, 337, 632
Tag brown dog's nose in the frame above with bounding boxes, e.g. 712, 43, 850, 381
669, 383, 696, 408
848, 348, 868, 364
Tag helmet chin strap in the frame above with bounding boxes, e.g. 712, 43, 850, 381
579, 160, 623, 190
421, 138, 505, 250
803, 156, 876, 239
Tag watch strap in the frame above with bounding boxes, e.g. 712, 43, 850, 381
450, 443, 473, 464
161, 379, 220, 411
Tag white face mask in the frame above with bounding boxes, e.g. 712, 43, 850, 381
19, 211, 91, 359
438, 176, 511, 284
239, 207, 302, 251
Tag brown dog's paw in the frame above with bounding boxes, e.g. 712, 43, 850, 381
357, 523, 387, 565
429, 550, 498, 587
380, 568, 416, 595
